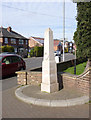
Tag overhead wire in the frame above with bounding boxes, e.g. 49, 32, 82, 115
2, 4, 76, 20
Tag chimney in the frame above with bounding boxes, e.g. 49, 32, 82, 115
7, 26, 12, 32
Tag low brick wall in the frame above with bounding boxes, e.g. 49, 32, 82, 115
27, 71, 42, 85
62, 67, 91, 95
62, 73, 76, 88
16, 71, 27, 85
16, 71, 42, 85
16, 66, 91, 95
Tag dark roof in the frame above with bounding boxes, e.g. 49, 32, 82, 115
0, 27, 28, 40
57, 42, 62, 46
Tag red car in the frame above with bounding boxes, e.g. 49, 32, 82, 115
0, 54, 26, 77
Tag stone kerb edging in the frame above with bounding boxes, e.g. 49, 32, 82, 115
15, 85, 89, 107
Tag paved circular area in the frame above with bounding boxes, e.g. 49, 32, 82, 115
15, 85, 89, 107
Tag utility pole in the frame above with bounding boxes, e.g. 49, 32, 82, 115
63, 0, 65, 61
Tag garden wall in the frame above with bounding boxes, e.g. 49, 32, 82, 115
62, 67, 91, 95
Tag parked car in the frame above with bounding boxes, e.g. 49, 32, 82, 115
0, 54, 26, 77
54, 50, 61, 56
1, 52, 16, 54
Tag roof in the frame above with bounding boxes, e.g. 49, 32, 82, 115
54, 40, 60, 46
31, 37, 62, 46
57, 42, 62, 46
31, 36, 44, 45
0, 27, 28, 40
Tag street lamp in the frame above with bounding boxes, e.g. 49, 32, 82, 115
73, 43, 77, 74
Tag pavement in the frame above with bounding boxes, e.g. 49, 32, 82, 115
2, 84, 90, 118
2, 55, 90, 118
15, 85, 89, 107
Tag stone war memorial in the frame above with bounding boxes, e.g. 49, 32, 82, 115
41, 28, 59, 93
15, 28, 90, 107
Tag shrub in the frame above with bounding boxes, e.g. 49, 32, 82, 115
1, 45, 14, 52
34, 46, 43, 57
30, 49, 34, 57
29, 46, 44, 57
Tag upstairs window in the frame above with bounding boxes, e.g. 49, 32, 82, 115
4, 38, 8, 44
25, 40, 28, 45
11, 38, 16, 44
19, 39, 24, 44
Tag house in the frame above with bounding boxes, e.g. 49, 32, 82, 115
54, 39, 62, 51
0, 26, 29, 57
29, 36, 43, 49
29, 36, 62, 51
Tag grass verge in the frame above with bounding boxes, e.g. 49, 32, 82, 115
64, 61, 87, 75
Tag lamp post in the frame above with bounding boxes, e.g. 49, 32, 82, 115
73, 44, 76, 75
63, 0, 65, 61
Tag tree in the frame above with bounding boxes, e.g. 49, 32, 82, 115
73, 2, 91, 60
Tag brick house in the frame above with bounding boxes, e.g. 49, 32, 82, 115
29, 36, 43, 49
0, 26, 29, 57
29, 36, 62, 51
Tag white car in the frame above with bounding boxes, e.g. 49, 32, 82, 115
54, 50, 61, 56
54, 51, 61, 63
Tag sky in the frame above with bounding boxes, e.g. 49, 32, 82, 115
1, 0, 77, 42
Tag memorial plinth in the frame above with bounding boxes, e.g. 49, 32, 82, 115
41, 28, 59, 93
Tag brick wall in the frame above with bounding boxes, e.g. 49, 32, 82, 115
16, 71, 42, 85
62, 73, 76, 88
29, 37, 43, 48
16, 71, 27, 85
0, 38, 3, 43
27, 71, 42, 85
61, 67, 91, 95
76, 68, 90, 95
16, 66, 91, 95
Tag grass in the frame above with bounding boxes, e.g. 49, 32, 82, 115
64, 61, 87, 75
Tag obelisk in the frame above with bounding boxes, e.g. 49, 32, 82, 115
41, 28, 59, 93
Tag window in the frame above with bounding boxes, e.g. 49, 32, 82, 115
70, 43, 72, 46
25, 40, 28, 45
14, 48, 17, 53
4, 38, 8, 44
11, 38, 16, 44
11, 56, 21, 63
19, 39, 24, 44
2, 57, 11, 64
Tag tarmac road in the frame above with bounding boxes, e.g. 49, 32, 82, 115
2, 53, 75, 91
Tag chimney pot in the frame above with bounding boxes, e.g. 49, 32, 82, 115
7, 26, 12, 32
